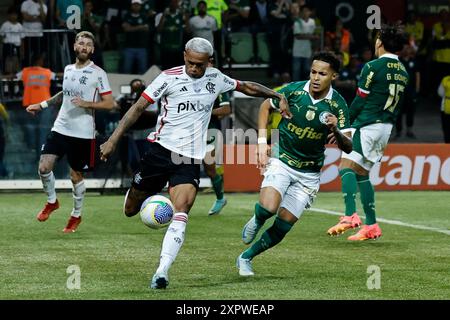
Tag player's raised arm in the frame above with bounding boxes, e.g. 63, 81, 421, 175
236, 81, 292, 119
100, 96, 150, 161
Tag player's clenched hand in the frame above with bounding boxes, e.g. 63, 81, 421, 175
278, 96, 292, 119
327, 132, 336, 144
26, 103, 42, 115
257, 143, 270, 170
324, 113, 338, 130
100, 140, 116, 162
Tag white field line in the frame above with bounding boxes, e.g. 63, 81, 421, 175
309, 208, 450, 236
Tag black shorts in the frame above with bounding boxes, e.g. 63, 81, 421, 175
41, 131, 96, 172
132, 142, 200, 193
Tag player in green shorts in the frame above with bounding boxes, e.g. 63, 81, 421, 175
327, 24, 409, 240
237, 52, 353, 276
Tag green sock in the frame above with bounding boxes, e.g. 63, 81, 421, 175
254, 203, 275, 226
340, 168, 358, 216
211, 174, 224, 200
356, 174, 376, 225
242, 217, 293, 260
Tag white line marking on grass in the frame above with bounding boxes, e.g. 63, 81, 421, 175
309, 208, 450, 236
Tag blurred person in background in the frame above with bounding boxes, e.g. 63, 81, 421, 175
438, 74, 450, 143
395, 44, 420, 139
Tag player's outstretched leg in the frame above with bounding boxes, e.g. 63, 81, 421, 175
347, 174, 382, 241
238, 216, 293, 276
327, 168, 361, 236
150, 212, 188, 289
242, 203, 275, 244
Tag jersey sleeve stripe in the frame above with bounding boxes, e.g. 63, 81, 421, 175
142, 92, 155, 103
356, 87, 370, 98
99, 90, 112, 96
235, 80, 241, 90
269, 98, 278, 109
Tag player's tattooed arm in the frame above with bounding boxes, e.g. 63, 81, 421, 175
237, 81, 292, 119
100, 96, 150, 161
325, 114, 352, 154
26, 91, 63, 115
46, 91, 63, 108
110, 96, 149, 143
332, 128, 352, 154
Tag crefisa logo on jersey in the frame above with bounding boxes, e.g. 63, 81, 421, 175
177, 100, 213, 113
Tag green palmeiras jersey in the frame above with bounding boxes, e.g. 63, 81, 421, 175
270, 80, 350, 172
209, 92, 230, 130
351, 53, 409, 128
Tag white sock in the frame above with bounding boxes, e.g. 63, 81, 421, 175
71, 181, 86, 218
156, 212, 188, 275
123, 189, 130, 215
39, 171, 56, 203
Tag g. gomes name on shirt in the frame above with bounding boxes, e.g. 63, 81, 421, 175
177, 101, 214, 113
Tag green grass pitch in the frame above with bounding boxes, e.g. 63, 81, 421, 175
0, 191, 449, 300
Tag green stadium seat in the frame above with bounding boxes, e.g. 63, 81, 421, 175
256, 33, 270, 63
102, 50, 121, 73
230, 32, 253, 64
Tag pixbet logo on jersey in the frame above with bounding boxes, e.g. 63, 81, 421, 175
177, 101, 214, 113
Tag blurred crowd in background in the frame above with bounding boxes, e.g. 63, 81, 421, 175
0, 0, 449, 180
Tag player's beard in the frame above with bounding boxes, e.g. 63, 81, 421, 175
75, 49, 92, 63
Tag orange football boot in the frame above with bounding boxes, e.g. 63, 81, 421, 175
63, 216, 82, 233
347, 223, 382, 241
327, 213, 362, 236
36, 200, 60, 222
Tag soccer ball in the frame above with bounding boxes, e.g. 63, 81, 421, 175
140, 195, 174, 229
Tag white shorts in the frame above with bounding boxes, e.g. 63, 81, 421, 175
341, 123, 392, 171
261, 158, 320, 218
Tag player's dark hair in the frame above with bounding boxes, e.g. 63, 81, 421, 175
311, 51, 341, 73
7, 6, 17, 15
378, 24, 408, 53
300, 5, 311, 11
32, 52, 46, 65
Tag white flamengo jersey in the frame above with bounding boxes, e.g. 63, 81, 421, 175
142, 65, 239, 159
52, 61, 112, 139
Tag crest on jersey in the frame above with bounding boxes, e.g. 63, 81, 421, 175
206, 81, 215, 94
306, 110, 315, 121
319, 111, 332, 124
79, 76, 88, 85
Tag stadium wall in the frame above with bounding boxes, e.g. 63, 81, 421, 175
223, 144, 450, 191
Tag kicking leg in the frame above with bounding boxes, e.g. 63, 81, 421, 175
151, 183, 197, 289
